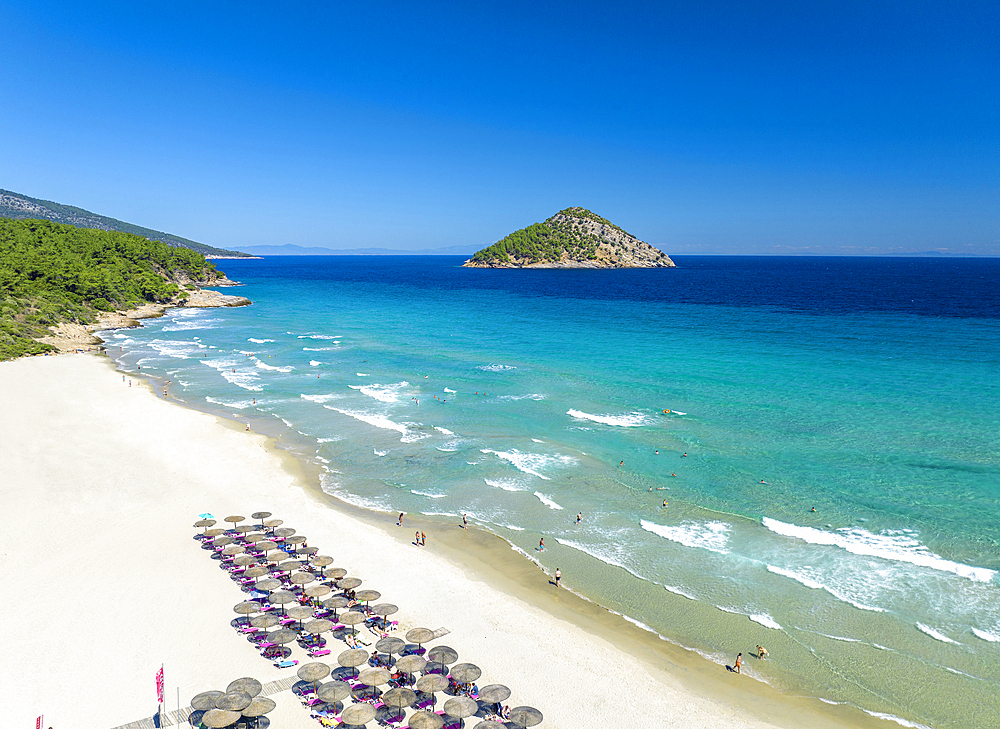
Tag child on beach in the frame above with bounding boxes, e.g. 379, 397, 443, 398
757, 645, 768, 659
415, 531, 421, 545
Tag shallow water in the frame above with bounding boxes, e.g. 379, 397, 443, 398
106, 255, 1000, 728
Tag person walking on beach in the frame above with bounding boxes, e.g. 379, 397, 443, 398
397, 513, 404, 526
420, 531, 426, 546
576, 512, 582, 524
554, 567, 561, 587
735, 652, 743, 674
538, 537, 545, 551
462, 513, 468, 528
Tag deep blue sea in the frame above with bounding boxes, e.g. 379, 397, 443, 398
105, 256, 1000, 728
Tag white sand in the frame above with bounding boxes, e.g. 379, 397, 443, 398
0, 354, 856, 729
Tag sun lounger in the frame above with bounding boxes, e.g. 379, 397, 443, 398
308, 647, 331, 658
273, 659, 298, 668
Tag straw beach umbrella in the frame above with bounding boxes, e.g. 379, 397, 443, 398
414, 673, 448, 708
322, 595, 348, 619
394, 654, 426, 677
251, 511, 272, 527
408, 710, 445, 729
355, 589, 381, 610
477, 684, 510, 707
297, 661, 331, 693
250, 613, 280, 630
311, 554, 334, 568
223, 515, 245, 529
509, 706, 544, 727
226, 677, 262, 697
267, 590, 297, 615
337, 576, 362, 591
339, 610, 366, 635
427, 645, 458, 665
337, 648, 368, 679
241, 696, 275, 729
316, 680, 351, 703
201, 709, 241, 728
273, 527, 296, 538
191, 691, 224, 711
215, 692, 251, 711
405, 627, 435, 654
375, 636, 404, 655
444, 695, 479, 720
382, 687, 417, 721
305, 583, 331, 600
449, 663, 482, 684
323, 567, 348, 580
340, 702, 376, 726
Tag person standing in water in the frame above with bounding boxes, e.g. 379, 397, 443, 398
539, 537, 545, 551
554, 568, 561, 587
735, 653, 743, 674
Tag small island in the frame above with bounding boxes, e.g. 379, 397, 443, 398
463, 207, 675, 268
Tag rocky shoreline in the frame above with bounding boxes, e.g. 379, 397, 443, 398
35, 286, 251, 353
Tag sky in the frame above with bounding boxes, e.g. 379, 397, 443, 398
1, 1, 997, 255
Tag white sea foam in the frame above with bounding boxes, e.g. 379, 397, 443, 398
533, 492, 564, 510
411, 489, 446, 499
663, 584, 698, 600
566, 409, 652, 427
443, 388, 456, 393
303, 347, 337, 351
861, 710, 932, 729
298, 334, 340, 339
357, 373, 370, 377
484, 478, 524, 492
509, 543, 544, 568
531, 438, 544, 443
478, 363, 516, 372
640, 519, 731, 555
309, 360, 322, 366
434, 426, 455, 435
255, 360, 294, 372
349, 381, 410, 403
162, 318, 219, 332
916, 623, 960, 645
317, 437, 339, 443
762, 517, 997, 582
248, 338, 275, 343
498, 393, 545, 401
749, 613, 783, 630
205, 396, 254, 409
324, 406, 427, 442
480, 448, 577, 480
766, 564, 885, 612
436, 446, 459, 452
201, 358, 263, 391
373, 449, 387, 456
813, 631, 866, 645
145, 340, 194, 359
420, 511, 458, 517
300, 393, 340, 403
972, 627, 1000, 642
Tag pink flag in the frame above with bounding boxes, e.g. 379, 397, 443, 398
156, 666, 165, 704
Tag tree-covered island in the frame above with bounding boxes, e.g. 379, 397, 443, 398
464, 207, 675, 268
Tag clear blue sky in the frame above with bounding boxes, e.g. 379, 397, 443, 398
1, 1, 997, 254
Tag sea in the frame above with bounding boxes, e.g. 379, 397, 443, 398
103, 255, 1000, 728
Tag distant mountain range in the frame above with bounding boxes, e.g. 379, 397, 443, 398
237, 243, 478, 256
0, 189, 252, 258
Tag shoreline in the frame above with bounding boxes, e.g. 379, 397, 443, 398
1, 345, 896, 729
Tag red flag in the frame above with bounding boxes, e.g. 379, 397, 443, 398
36, 716, 43, 729
156, 666, 165, 704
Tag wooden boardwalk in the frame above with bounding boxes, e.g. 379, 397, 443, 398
110, 676, 297, 729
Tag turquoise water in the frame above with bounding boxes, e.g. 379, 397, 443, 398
105, 256, 1000, 727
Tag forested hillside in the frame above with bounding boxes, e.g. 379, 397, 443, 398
0, 189, 252, 258
0, 219, 222, 359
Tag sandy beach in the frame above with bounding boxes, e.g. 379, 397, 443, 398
0, 352, 883, 729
